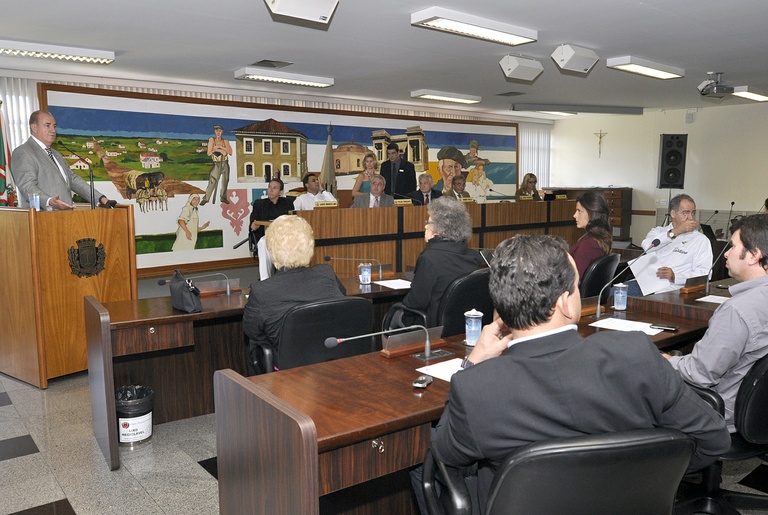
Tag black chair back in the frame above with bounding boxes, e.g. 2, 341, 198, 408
485, 429, 694, 515
734, 353, 768, 443
435, 268, 493, 338
580, 253, 620, 303
277, 297, 374, 370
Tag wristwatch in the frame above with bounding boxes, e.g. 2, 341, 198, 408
461, 357, 475, 369
667, 229, 676, 239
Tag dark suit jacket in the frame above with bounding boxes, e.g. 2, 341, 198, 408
405, 188, 442, 205
243, 265, 345, 372
249, 196, 294, 241
431, 329, 730, 510
351, 193, 394, 208
12, 137, 104, 208
379, 158, 416, 198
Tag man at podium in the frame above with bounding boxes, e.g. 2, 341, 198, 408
12, 110, 113, 210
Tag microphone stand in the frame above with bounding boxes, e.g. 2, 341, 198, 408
325, 324, 451, 361
726, 201, 735, 238
595, 239, 662, 320
705, 241, 732, 295
701, 210, 719, 225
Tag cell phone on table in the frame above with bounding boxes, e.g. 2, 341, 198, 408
650, 324, 678, 332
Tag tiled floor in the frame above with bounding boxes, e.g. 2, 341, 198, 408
0, 372, 219, 514
2, 369, 768, 515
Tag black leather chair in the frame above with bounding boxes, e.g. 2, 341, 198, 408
675, 355, 768, 515
253, 296, 374, 373
423, 428, 694, 515
580, 253, 620, 304
435, 268, 493, 338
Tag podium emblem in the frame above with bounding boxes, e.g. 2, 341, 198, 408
68, 238, 106, 277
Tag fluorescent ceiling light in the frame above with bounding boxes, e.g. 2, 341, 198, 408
732, 86, 768, 102
411, 7, 536, 46
538, 111, 576, 117
512, 104, 644, 115
606, 56, 684, 79
235, 67, 334, 88
411, 89, 481, 104
0, 39, 114, 64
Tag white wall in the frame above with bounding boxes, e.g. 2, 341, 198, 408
551, 102, 768, 242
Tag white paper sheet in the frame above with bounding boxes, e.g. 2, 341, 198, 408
628, 253, 669, 295
375, 279, 412, 289
416, 358, 464, 382
589, 317, 663, 336
697, 295, 729, 304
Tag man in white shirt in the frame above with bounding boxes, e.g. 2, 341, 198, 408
629, 193, 712, 295
292, 173, 336, 211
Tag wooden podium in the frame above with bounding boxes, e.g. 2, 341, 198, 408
0, 205, 137, 388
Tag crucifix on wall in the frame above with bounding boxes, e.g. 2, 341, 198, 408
594, 130, 607, 158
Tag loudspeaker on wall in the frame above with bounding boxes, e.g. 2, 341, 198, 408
658, 134, 687, 189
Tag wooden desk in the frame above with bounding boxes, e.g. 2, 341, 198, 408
214, 339, 466, 515
85, 278, 411, 471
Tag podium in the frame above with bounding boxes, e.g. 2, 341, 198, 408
0, 205, 137, 388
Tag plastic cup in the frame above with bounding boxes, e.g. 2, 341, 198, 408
29, 193, 40, 211
358, 263, 372, 285
464, 308, 483, 346
613, 283, 628, 311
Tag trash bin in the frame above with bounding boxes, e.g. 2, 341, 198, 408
115, 385, 155, 447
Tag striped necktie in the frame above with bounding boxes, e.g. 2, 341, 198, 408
45, 147, 56, 165
374, 196, 380, 207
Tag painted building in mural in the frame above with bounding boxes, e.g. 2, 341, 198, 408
332, 142, 372, 176
233, 118, 307, 183
371, 126, 428, 174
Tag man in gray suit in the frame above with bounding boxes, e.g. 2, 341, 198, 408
13, 110, 112, 210
351, 174, 394, 208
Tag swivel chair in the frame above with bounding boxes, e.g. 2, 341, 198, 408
253, 296, 374, 373
434, 268, 493, 338
423, 428, 694, 515
580, 253, 620, 304
675, 354, 768, 514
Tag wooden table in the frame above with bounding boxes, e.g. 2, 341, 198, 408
213, 297, 716, 515
85, 277, 412, 471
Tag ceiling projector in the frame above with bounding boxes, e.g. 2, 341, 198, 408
698, 72, 734, 98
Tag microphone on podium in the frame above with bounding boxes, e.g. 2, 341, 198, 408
158, 272, 232, 296
394, 192, 421, 205
325, 324, 433, 358
324, 256, 383, 280
595, 238, 662, 320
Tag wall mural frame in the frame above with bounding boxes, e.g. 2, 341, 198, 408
39, 83, 518, 274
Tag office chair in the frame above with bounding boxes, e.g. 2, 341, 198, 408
253, 296, 374, 373
579, 253, 620, 304
423, 428, 694, 515
435, 268, 493, 338
675, 354, 768, 515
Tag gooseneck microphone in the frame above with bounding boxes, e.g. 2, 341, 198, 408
325, 325, 432, 358
158, 272, 232, 296
394, 192, 421, 205
705, 241, 732, 295
58, 139, 97, 209
702, 210, 719, 225
324, 256, 383, 280
595, 238, 661, 320
726, 201, 735, 238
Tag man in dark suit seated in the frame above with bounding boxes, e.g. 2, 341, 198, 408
426, 234, 729, 512
406, 173, 442, 205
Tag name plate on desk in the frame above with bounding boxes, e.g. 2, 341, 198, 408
394, 198, 413, 205
460, 197, 475, 203
556, 194, 568, 200
518, 195, 533, 201
315, 201, 338, 208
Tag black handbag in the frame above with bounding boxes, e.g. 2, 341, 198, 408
169, 269, 202, 313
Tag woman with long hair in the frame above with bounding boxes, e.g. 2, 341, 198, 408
351, 152, 378, 198
570, 191, 612, 280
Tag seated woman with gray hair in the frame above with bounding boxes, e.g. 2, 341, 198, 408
243, 215, 346, 374
397, 197, 484, 327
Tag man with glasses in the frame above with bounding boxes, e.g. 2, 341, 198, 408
629, 193, 713, 295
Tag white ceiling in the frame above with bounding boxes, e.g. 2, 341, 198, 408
3, 0, 768, 120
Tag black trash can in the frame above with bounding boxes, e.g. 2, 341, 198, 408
115, 385, 155, 447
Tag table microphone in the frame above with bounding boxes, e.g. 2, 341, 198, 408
726, 201, 735, 238
324, 256, 383, 280
702, 210, 719, 225
58, 139, 97, 209
158, 272, 231, 296
595, 238, 661, 320
325, 324, 432, 358
705, 240, 732, 294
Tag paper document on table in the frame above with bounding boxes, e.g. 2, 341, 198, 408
416, 358, 463, 382
629, 253, 669, 295
589, 317, 663, 336
375, 279, 411, 289
697, 295, 729, 304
